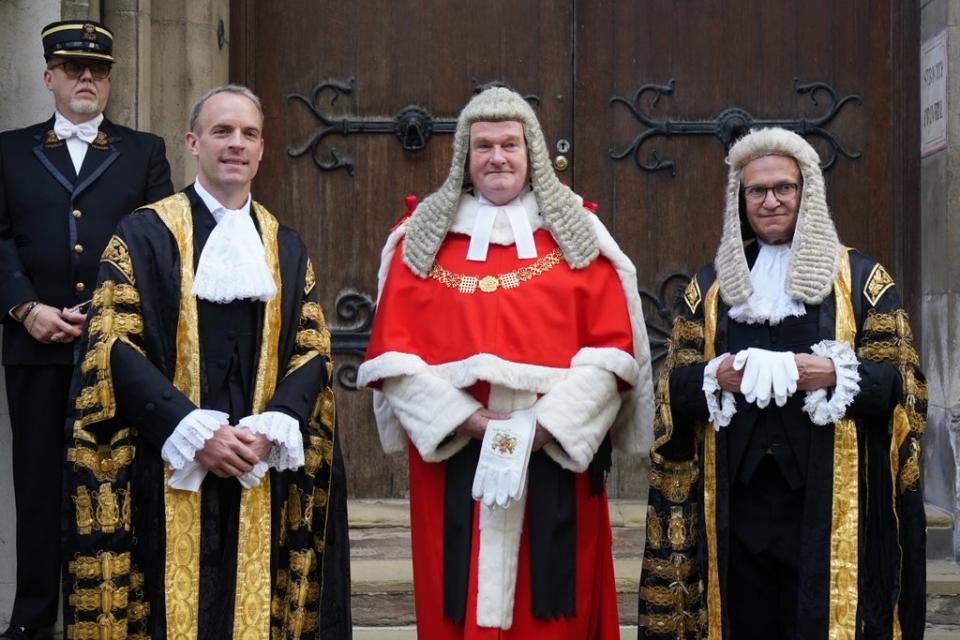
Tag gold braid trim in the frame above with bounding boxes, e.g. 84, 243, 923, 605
92, 282, 139, 307
153, 192, 203, 640
68, 552, 131, 580
639, 582, 703, 608
304, 258, 316, 295
100, 234, 135, 285
68, 585, 128, 611
88, 312, 143, 339
899, 438, 921, 493
673, 348, 705, 367
300, 302, 328, 328
649, 460, 700, 504
828, 248, 859, 640
66, 617, 127, 640
642, 555, 698, 582
303, 434, 334, 477
430, 247, 563, 294
672, 318, 704, 344
859, 342, 920, 368
295, 328, 331, 355
67, 443, 134, 482
233, 200, 282, 640
646, 505, 663, 550
71, 483, 129, 534
701, 281, 722, 638
638, 611, 705, 636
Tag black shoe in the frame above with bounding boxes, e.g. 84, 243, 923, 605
0, 626, 45, 640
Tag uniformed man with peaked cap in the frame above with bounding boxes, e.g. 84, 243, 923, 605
0, 19, 172, 639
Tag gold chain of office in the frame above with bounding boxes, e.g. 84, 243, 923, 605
429, 248, 563, 294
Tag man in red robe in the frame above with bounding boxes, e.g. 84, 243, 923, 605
359, 87, 654, 639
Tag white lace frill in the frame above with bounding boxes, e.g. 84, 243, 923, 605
161, 409, 227, 491
191, 208, 277, 303
702, 354, 737, 430
728, 242, 806, 325
802, 340, 861, 426
161, 408, 227, 469
238, 411, 305, 471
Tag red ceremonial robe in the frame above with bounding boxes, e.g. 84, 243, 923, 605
364, 222, 632, 639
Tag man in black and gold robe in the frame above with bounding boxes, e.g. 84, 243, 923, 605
638, 128, 926, 640
62, 85, 350, 639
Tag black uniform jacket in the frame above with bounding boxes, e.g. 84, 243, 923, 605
0, 115, 172, 365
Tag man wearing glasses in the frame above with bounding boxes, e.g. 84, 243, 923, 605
0, 20, 172, 640
639, 127, 927, 639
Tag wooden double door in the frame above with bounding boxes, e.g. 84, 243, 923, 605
230, 0, 918, 498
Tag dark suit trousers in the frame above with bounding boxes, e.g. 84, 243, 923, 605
5, 364, 72, 628
727, 455, 804, 640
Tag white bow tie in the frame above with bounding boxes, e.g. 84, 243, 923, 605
54, 119, 99, 144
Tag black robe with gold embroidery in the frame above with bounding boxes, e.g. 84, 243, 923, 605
638, 247, 926, 640
62, 188, 351, 639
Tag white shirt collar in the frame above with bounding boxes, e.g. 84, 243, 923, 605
193, 178, 252, 224
54, 110, 103, 133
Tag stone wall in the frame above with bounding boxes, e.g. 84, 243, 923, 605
920, 0, 960, 562
0, 0, 62, 624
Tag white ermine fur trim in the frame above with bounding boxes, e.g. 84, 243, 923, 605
535, 365, 621, 472
589, 216, 656, 454
402, 87, 598, 277
476, 490, 527, 629
362, 213, 653, 456
381, 372, 481, 461
717, 127, 841, 307
802, 340, 861, 425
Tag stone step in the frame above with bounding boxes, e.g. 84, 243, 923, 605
348, 499, 960, 628
352, 625, 960, 639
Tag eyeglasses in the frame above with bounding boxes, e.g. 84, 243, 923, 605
743, 182, 800, 202
48, 60, 112, 81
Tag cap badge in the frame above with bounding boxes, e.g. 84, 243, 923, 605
82, 23, 97, 41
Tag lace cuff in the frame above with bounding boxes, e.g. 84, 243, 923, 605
702, 354, 736, 430
161, 409, 228, 470
238, 411, 305, 471
802, 340, 861, 426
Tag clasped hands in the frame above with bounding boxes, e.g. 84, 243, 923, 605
716, 349, 837, 408
195, 423, 272, 479
14, 301, 86, 344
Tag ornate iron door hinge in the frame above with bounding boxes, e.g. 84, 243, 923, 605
287, 78, 539, 175
609, 78, 862, 175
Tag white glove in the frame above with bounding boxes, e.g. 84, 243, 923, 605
471, 409, 536, 509
733, 348, 798, 409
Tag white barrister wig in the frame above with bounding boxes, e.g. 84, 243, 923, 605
402, 86, 599, 277
715, 127, 841, 306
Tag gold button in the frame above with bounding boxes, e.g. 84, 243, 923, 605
72, 209, 82, 218
74, 244, 84, 254
75, 282, 86, 293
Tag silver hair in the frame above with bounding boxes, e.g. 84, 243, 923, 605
188, 84, 264, 133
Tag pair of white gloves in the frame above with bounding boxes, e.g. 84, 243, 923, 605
732, 347, 799, 409
471, 409, 537, 509
161, 408, 304, 491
